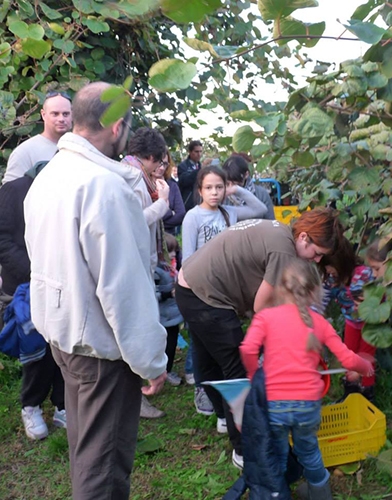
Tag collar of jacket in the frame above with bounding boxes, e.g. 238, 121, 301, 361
57, 132, 143, 190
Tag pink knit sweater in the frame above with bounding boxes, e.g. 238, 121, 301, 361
240, 303, 373, 401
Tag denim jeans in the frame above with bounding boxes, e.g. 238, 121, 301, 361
268, 400, 329, 486
185, 336, 193, 374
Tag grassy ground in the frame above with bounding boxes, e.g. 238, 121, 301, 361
1, 348, 392, 500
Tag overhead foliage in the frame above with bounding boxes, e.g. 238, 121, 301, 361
0, 0, 391, 344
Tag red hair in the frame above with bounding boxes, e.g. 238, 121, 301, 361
292, 208, 343, 251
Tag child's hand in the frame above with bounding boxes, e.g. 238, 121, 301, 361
225, 182, 238, 196
346, 371, 361, 382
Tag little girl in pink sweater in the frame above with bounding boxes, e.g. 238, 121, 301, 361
240, 258, 373, 500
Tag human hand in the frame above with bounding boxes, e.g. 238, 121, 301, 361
225, 181, 238, 197
142, 372, 167, 396
346, 371, 361, 382
156, 179, 170, 202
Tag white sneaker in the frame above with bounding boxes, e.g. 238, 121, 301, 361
232, 450, 244, 470
21, 406, 48, 440
217, 417, 228, 434
185, 373, 195, 385
166, 372, 182, 386
194, 387, 214, 416
53, 407, 67, 429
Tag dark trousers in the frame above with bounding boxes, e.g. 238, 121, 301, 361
51, 346, 142, 500
165, 324, 179, 373
21, 344, 65, 410
176, 284, 246, 455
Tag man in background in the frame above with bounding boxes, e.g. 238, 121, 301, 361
24, 82, 167, 500
3, 91, 72, 184
178, 139, 203, 211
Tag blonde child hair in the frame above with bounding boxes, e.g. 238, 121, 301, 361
278, 258, 323, 352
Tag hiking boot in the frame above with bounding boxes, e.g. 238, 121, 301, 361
185, 373, 195, 385
21, 406, 48, 440
167, 372, 182, 386
232, 450, 244, 470
217, 417, 228, 434
140, 395, 165, 418
53, 407, 67, 429
194, 387, 214, 416
308, 480, 333, 500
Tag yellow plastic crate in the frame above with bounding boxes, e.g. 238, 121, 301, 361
318, 393, 386, 467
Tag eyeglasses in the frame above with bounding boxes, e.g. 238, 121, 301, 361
45, 91, 72, 102
160, 161, 169, 168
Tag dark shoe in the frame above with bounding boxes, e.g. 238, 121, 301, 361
337, 377, 361, 402
308, 480, 333, 500
361, 385, 375, 403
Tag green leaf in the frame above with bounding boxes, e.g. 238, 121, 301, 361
359, 297, 391, 324
274, 17, 325, 47
376, 449, 392, 476
377, 79, 392, 101
384, 260, 392, 286
99, 94, 131, 127
27, 24, 45, 41
20, 39, 51, 59
254, 114, 280, 135
339, 462, 361, 475
183, 38, 217, 58
232, 125, 257, 152
350, 196, 372, 218
100, 85, 125, 103
332, 78, 368, 97
53, 39, 75, 53
362, 323, 392, 348
48, 22, 65, 35
348, 167, 381, 195
344, 19, 387, 45
257, 0, 318, 21
85, 18, 110, 34
116, 0, 159, 17
72, 0, 94, 14
230, 110, 261, 121
211, 45, 239, 59
292, 150, 315, 167
17, 0, 34, 16
292, 107, 334, 138
40, 3, 63, 20
123, 75, 133, 91
0, 42, 11, 64
136, 435, 164, 454
9, 20, 29, 39
161, 0, 221, 24
148, 59, 197, 93
367, 71, 389, 89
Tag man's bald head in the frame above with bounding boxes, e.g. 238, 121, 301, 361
72, 82, 113, 133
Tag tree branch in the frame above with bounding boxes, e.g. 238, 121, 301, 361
210, 35, 361, 65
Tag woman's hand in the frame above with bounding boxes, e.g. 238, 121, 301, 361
156, 179, 170, 202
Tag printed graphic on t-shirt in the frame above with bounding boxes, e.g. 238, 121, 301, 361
203, 221, 227, 243
228, 219, 264, 231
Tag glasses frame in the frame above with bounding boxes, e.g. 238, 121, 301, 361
45, 91, 72, 102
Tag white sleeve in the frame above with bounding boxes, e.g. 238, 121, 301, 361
3, 147, 31, 184
230, 186, 268, 220
143, 198, 169, 226
181, 209, 199, 262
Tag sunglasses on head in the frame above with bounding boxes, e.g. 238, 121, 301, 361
45, 91, 72, 102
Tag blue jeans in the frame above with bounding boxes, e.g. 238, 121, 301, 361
268, 400, 329, 486
185, 336, 193, 374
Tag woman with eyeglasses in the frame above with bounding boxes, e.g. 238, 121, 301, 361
151, 150, 186, 236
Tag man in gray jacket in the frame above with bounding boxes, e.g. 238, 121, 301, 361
24, 82, 167, 500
